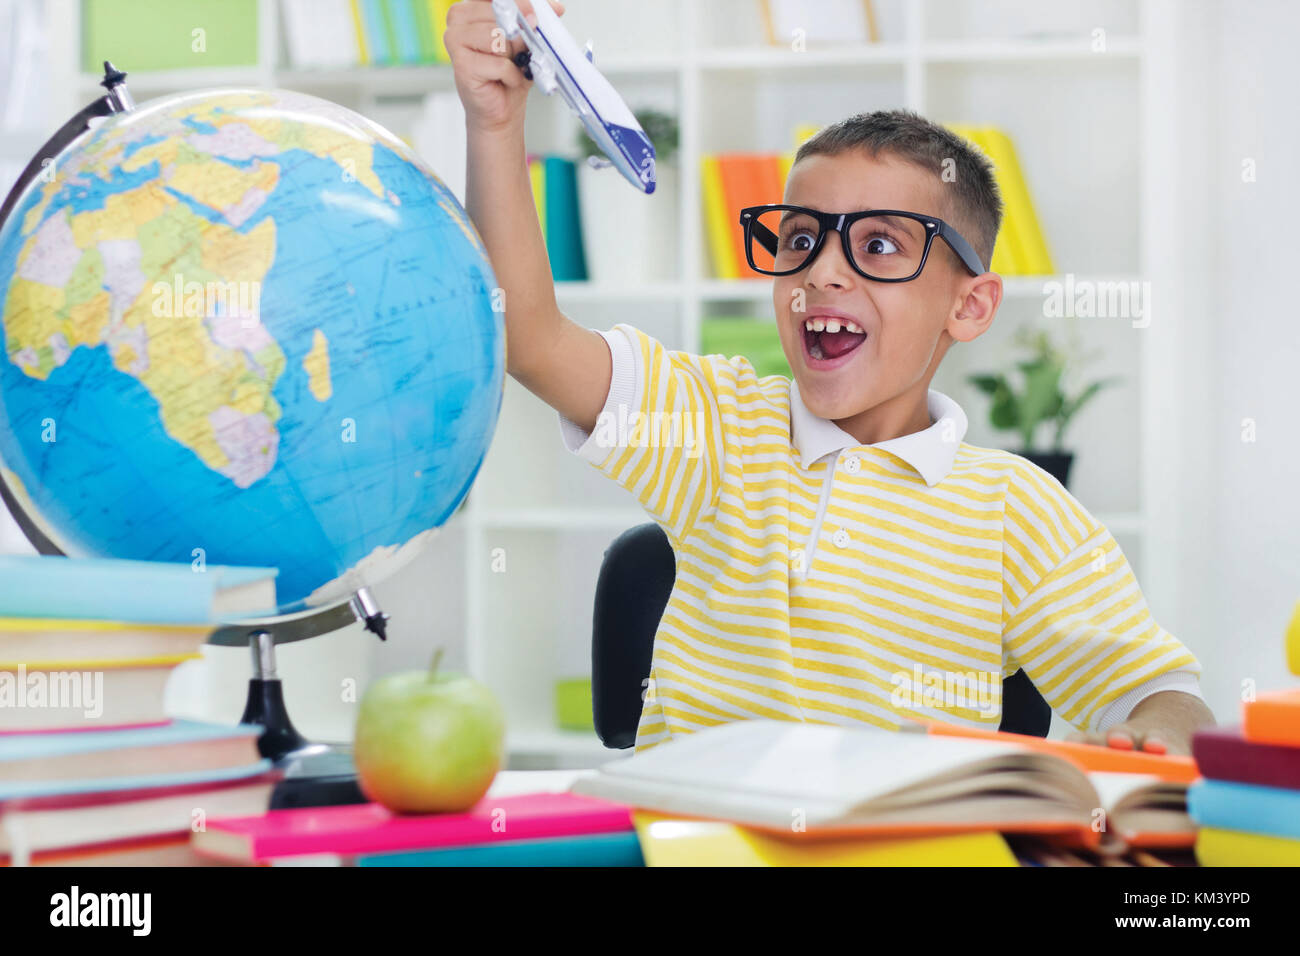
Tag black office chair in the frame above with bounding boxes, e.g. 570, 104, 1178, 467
592, 522, 1052, 749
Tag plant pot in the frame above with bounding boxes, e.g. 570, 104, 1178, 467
1017, 450, 1074, 488
577, 162, 678, 284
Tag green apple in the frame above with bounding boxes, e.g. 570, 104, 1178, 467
353, 650, 506, 813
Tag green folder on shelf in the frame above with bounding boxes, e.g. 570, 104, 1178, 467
701, 316, 792, 379
555, 677, 594, 731
81, 0, 260, 73
543, 156, 588, 282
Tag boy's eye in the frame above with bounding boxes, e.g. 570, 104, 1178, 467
861, 234, 901, 257
783, 229, 817, 251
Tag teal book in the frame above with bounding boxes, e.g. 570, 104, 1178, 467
409, 0, 437, 63
385, 0, 422, 64
543, 156, 588, 281
360, 0, 393, 64
0, 555, 277, 623
0, 758, 273, 802
1187, 779, 1300, 840
356, 830, 645, 867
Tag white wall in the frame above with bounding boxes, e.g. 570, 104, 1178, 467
1178, 0, 1300, 720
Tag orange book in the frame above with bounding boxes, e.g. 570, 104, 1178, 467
1242, 688, 1300, 747
920, 720, 1200, 784
717, 154, 782, 278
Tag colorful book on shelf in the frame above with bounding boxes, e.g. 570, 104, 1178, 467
0, 618, 210, 670
1187, 778, 1300, 841
0, 764, 276, 860
717, 154, 784, 278
430, 1, 461, 62
1192, 724, 1300, 789
979, 126, 1054, 275
633, 811, 1017, 866
348, 0, 372, 65
543, 156, 587, 281
527, 154, 547, 246
410, 0, 438, 64
569, 720, 1195, 850
358, 0, 393, 64
358, 830, 644, 867
385, 0, 423, 64
945, 124, 1022, 275
0, 555, 276, 624
1195, 827, 1300, 867
191, 791, 632, 863
700, 155, 739, 278
1241, 688, 1300, 747
700, 316, 792, 379
0, 657, 201, 732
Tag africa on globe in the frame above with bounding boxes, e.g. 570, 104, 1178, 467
0, 87, 505, 615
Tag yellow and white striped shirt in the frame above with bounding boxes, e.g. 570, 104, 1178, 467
559, 324, 1203, 751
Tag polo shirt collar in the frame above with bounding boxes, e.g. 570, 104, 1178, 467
789, 382, 968, 486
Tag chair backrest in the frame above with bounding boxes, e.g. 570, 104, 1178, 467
592, 523, 1052, 748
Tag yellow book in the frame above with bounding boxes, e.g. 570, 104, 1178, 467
778, 152, 795, 195
528, 157, 546, 247
946, 123, 1022, 275
348, 0, 370, 66
700, 154, 739, 279
431, 0, 459, 63
1196, 827, 1300, 867
0, 618, 209, 670
979, 126, 1054, 275
8, 653, 201, 672
793, 123, 821, 149
633, 811, 1018, 866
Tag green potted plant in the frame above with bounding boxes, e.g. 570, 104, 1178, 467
575, 107, 680, 284
967, 326, 1118, 488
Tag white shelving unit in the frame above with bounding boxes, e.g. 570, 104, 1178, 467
37, 0, 1186, 764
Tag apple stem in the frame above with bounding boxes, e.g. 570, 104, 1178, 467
428, 647, 444, 681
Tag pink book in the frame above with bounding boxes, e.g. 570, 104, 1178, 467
191, 791, 633, 863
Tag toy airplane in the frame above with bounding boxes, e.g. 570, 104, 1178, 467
492, 0, 656, 193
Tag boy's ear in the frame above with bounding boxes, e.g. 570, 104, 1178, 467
947, 273, 1002, 343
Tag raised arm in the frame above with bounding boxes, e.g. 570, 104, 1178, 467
447, 0, 611, 433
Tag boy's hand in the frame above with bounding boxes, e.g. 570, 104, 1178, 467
1065, 690, 1215, 756
446, 0, 566, 136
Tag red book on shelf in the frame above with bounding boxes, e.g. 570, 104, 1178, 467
718, 154, 783, 278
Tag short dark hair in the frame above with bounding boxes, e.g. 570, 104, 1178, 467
793, 109, 1003, 273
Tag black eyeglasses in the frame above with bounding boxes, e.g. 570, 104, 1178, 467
739, 204, 986, 282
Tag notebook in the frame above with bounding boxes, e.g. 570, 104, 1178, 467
1192, 724, 1300, 789
0, 618, 211, 668
569, 719, 1194, 849
632, 811, 1017, 866
191, 791, 633, 863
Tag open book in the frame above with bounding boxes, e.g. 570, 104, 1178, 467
570, 720, 1192, 849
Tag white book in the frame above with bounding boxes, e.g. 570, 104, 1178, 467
569, 719, 1191, 846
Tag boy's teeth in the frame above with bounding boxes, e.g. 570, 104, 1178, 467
825, 319, 841, 333
811, 318, 825, 332
803, 316, 865, 334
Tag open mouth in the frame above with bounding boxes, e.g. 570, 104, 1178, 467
801, 319, 868, 365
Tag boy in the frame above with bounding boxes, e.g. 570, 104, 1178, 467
446, 0, 1215, 754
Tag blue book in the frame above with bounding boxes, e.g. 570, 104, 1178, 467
0, 758, 274, 802
385, 0, 422, 64
356, 830, 645, 867
0, 720, 261, 776
360, 0, 393, 64
543, 156, 588, 281
0, 555, 277, 623
1187, 778, 1300, 840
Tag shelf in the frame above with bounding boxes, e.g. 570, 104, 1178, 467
555, 280, 683, 303
694, 43, 908, 70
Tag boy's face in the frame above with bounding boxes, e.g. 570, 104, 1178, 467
773, 150, 987, 425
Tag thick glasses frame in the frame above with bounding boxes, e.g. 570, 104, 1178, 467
739, 203, 987, 282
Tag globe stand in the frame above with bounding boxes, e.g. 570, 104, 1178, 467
210, 590, 390, 810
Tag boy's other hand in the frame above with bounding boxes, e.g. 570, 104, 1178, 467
1065, 690, 1215, 756
446, 0, 566, 136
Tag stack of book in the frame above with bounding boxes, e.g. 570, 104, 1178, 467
0, 555, 280, 866
944, 125, 1054, 276
280, 0, 463, 70
527, 154, 588, 282
1189, 690, 1300, 866
192, 791, 642, 866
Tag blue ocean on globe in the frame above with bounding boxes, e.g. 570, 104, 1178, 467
0, 89, 504, 614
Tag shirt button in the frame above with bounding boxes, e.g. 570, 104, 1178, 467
844, 455, 861, 474
832, 528, 850, 548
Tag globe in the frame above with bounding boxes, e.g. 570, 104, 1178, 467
0, 88, 504, 615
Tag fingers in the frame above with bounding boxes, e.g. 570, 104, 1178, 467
456, 48, 530, 91
1066, 724, 1169, 753
447, 2, 528, 63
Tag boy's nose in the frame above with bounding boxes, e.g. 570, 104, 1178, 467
804, 229, 857, 288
